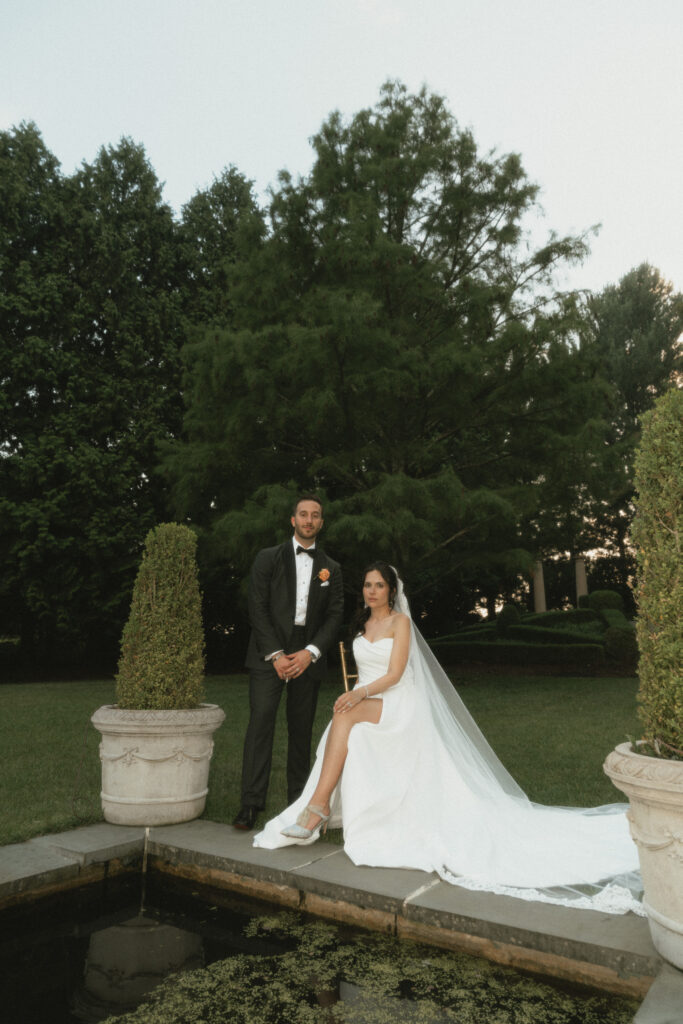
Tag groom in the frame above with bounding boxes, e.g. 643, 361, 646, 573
233, 494, 344, 830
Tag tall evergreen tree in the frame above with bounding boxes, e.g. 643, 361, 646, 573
0, 129, 184, 667
165, 83, 599, 629
178, 166, 261, 328
587, 264, 682, 554
590, 264, 682, 443
174, 167, 264, 664
527, 264, 682, 611
575, 264, 682, 606
0, 124, 75, 659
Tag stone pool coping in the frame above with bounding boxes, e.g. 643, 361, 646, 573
0, 820, 680, 1020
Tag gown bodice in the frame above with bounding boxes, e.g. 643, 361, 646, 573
352, 635, 394, 687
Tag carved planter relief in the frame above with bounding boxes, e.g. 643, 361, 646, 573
91, 704, 225, 826
604, 742, 683, 969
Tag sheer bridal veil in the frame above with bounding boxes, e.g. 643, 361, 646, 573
391, 569, 643, 914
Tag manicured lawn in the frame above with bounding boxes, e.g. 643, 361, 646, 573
0, 672, 640, 846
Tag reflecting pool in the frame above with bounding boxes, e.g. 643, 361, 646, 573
0, 874, 639, 1024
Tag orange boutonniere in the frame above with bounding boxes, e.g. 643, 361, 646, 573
318, 568, 330, 582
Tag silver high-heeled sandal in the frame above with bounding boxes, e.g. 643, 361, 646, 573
280, 803, 330, 841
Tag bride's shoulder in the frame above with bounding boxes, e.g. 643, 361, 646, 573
391, 612, 410, 634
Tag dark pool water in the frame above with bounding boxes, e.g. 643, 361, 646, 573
0, 873, 638, 1024
0, 873, 291, 1023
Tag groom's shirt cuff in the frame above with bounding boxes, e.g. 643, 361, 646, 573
306, 645, 320, 662
266, 650, 284, 662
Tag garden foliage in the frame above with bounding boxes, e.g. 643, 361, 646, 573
524, 608, 602, 627
496, 603, 521, 635
506, 624, 596, 646
431, 594, 633, 674
603, 627, 638, 672
429, 638, 605, 675
116, 523, 205, 710
164, 81, 604, 629
588, 590, 625, 613
631, 388, 683, 756
1, 101, 681, 671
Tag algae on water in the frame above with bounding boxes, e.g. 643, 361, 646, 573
104, 910, 639, 1024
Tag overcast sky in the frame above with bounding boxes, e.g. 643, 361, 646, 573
2, 0, 681, 295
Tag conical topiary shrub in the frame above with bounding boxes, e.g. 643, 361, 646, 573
603, 387, 683, 969
631, 387, 683, 759
116, 522, 205, 710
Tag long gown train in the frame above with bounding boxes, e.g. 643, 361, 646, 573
253, 633, 642, 915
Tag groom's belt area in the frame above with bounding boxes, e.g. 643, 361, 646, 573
289, 625, 306, 647
289, 625, 320, 661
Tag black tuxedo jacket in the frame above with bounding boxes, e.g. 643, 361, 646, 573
245, 540, 344, 676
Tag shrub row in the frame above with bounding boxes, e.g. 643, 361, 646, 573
587, 589, 625, 612
429, 640, 605, 675
600, 608, 630, 628
523, 609, 603, 627
433, 625, 497, 642
506, 624, 596, 646
604, 626, 638, 668
0, 638, 21, 677
496, 604, 521, 633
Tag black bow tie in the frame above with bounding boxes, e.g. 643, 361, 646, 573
296, 545, 315, 557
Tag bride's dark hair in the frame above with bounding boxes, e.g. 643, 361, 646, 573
350, 561, 399, 638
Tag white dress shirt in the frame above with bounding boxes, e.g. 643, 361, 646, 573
265, 536, 321, 664
293, 535, 315, 625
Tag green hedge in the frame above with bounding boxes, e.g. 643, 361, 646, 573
600, 608, 630, 628
506, 624, 596, 646
588, 589, 625, 612
631, 387, 683, 754
523, 609, 603, 627
496, 603, 521, 635
604, 626, 638, 671
432, 625, 497, 642
429, 640, 605, 675
116, 522, 206, 710
0, 638, 20, 676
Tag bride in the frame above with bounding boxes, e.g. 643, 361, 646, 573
253, 562, 642, 914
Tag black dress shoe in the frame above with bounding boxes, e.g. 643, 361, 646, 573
233, 805, 259, 830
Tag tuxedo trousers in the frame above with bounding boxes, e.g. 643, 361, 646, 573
240, 628, 322, 808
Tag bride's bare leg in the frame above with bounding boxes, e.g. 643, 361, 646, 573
300, 698, 382, 830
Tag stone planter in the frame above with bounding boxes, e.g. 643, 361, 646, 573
604, 742, 683, 969
91, 704, 225, 826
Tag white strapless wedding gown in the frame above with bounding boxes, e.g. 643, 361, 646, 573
253, 636, 642, 914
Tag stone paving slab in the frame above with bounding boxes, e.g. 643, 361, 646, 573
288, 846, 440, 912
150, 821, 439, 909
0, 840, 81, 900
405, 878, 659, 975
148, 820, 342, 888
0, 823, 145, 903
31, 823, 144, 866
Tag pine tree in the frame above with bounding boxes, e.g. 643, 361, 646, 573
165, 83, 599, 626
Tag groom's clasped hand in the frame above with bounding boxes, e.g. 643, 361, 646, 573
272, 648, 312, 682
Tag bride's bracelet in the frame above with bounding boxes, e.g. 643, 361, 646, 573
364, 686, 370, 700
